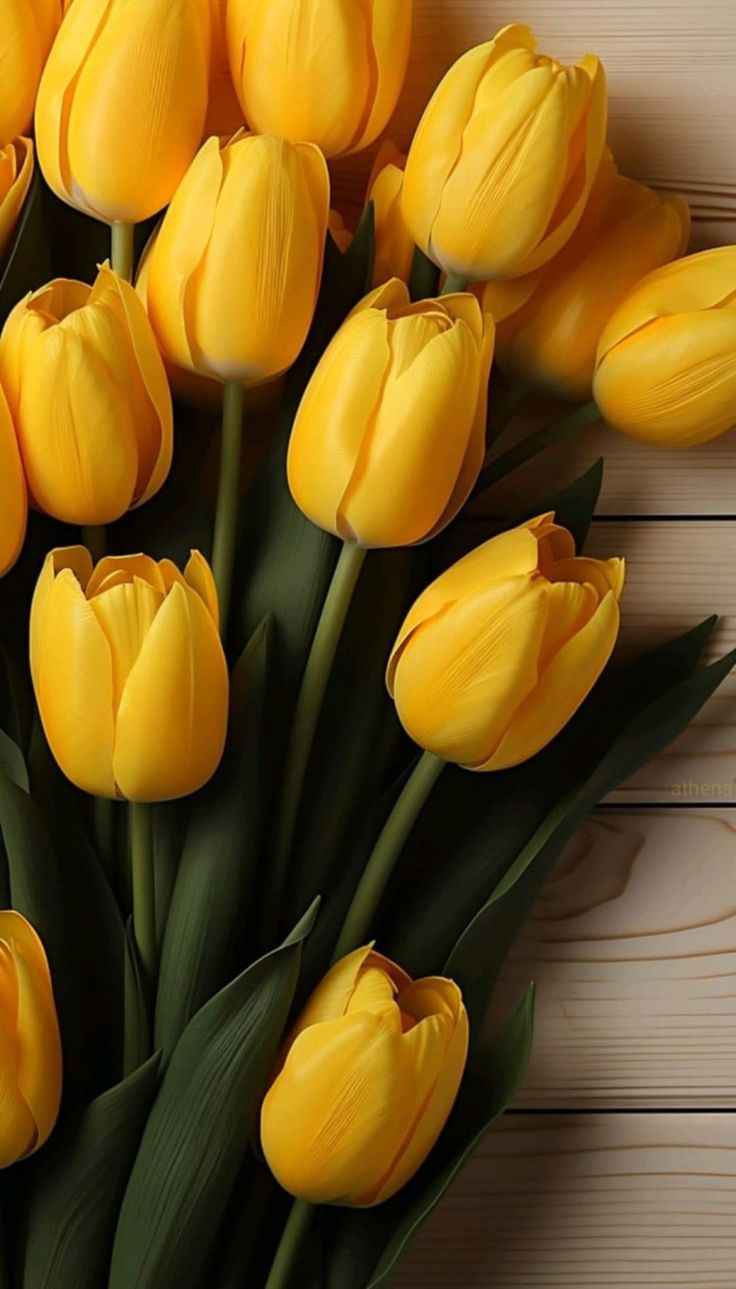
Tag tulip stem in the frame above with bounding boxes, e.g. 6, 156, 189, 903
212, 380, 245, 639
264, 1199, 314, 1289
442, 271, 468, 294
111, 221, 135, 282
269, 541, 366, 935
473, 399, 600, 498
130, 802, 156, 986
333, 751, 445, 961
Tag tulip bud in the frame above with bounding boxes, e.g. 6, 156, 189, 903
0, 0, 62, 147
494, 151, 690, 400
593, 247, 736, 446
226, 0, 412, 159
35, 0, 211, 223
0, 385, 26, 577
287, 279, 495, 547
0, 137, 34, 262
0, 911, 62, 1168
402, 23, 607, 282
0, 265, 172, 526
30, 548, 229, 801
261, 945, 468, 1206
145, 132, 329, 385
388, 515, 624, 770
368, 142, 414, 286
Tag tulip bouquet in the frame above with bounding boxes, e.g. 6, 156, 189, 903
0, 3, 734, 1288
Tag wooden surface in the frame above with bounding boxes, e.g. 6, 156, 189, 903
389, 0, 736, 1285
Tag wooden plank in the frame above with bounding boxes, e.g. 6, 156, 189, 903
394, 1112, 736, 1287
493, 808, 736, 1108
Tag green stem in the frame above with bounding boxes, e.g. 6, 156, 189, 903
82, 525, 106, 562
442, 271, 468, 294
474, 400, 599, 498
333, 751, 445, 961
111, 221, 135, 282
130, 802, 156, 985
408, 245, 440, 302
212, 380, 245, 639
269, 542, 366, 935
264, 1200, 314, 1289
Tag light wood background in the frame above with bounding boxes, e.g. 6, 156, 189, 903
368, 1, 736, 1284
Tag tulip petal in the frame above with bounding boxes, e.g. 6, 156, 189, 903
261, 1010, 412, 1205
86, 553, 166, 597
89, 578, 165, 713
113, 583, 228, 801
0, 384, 26, 576
481, 588, 620, 770
30, 556, 117, 797
351, 0, 412, 155
9, 924, 61, 1150
289, 948, 411, 1042
0, 0, 45, 146
183, 551, 220, 629
0, 137, 34, 261
391, 575, 549, 765
0, 944, 37, 1167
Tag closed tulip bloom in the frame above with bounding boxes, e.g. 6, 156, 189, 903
0, 386, 26, 576
31, 548, 229, 801
368, 142, 414, 286
261, 945, 468, 1206
388, 515, 624, 771
146, 132, 329, 384
0, 137, 34, 261
0, 264, 172, 526
287, 279, 495, 547
227, 0, 412, 159
0, 0, 62, 146
402, 24, 607, 282
0, 911, 62, 1168
495, 152, 690, 400
593, 247, 736, 446
35, 0, 210, 223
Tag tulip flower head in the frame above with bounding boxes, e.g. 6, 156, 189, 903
261, 946, 468, 1206
227, 0, 413, 159
368, 141, 414, 286
35, 0, 211, 223
0, 384, 26, 577
402, 24, 607, 282
0, 137, 34, 262
495, 151, 690, 400
145, 132, 329, 385
593, 246, 736, 446
0, 0, 62, 147
0, 264, 172, 526
31, 549, 229, 801
287, 279, 495, 547
388, 515, 624, 770
0, 911, 62, 1168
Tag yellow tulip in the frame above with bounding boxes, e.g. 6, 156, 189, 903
145, 132, 329, 384
261, 945, 468, 1206
226, 0, 412, 159
287, 279, 495, 547
593, 247, 736, 446
204, 0, 244, 137
35, 0, 211, 223
0, 0, 62, 147
368, 141, 414, 286
0, 385, 26, 577
0, 264, 172, 526
0, 911, 62, 1168
0, 137, 34, 261
387, 514, 624, 771
494, 152, 690, 400
30, 548, 229, 801
402, 23, 607, 282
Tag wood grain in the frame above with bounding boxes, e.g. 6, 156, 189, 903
394, 1113, 736, 1286
493, 809, 736, 1107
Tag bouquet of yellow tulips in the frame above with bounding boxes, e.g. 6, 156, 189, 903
0, 3, 734, 1287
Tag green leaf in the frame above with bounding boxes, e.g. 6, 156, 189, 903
109, 900, 320, 1289
21, 1054, 161, 1289
124, 922, 150, 1078
320, 985, 535, 1289
519, 457, 604, 551
0, 728, 29, 793
155, 617, 271, 1056
408, 246, 440, 302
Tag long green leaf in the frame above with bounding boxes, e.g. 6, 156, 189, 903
22, 1055, 161, 1289
109, 900, 320, 1289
